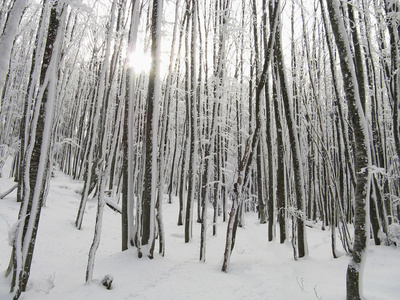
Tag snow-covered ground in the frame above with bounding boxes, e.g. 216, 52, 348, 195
0, 160, 399, 300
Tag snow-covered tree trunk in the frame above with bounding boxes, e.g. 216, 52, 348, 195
263, 0, 274, 240
222, 1, 279, 272
75, 0, 117, 230
9, 1, 66, 298
16, 0, 48, 202
122, 0, 140, 252
251, 0, 266, 225
85, 0, 124, 280
320, 0, 354, 254
385, 2, 400, 219
140, 0, 163, 258
325, 1, 371, 299
273, 0, 308, 259
85, 173, 106, 283
184, 0, 198, 244
273, 69, 286, 244
155, 0, 181, 257
0, 0, 28, 100
362, 1, 392, 240
221, 137, 251, 272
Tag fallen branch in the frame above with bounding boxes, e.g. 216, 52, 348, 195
104, 196, 122, 214
0, 183, 18, 199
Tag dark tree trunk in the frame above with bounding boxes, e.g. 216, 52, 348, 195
325, 1, 371, 299
10, 2, 64, 298
273, 67, 286, 244
273, 0, 307, 258
140, 0, 162, 257
185, 0, 198, 244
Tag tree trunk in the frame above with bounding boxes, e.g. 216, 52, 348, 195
0, 0, 28, 98
273, 0, 307, 259
122, 0, 140, 252
10, 2, 65, 298
325, 1, 371, 299
185, 0, 198, 244
222, 0, 279, 272
140, 0, 163, 258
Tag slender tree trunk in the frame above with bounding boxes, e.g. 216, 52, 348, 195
185, 0, 198, 244
17, 0, 47, 203
0, 0, 28, 100
122, 0, 140, 252
263, 0, 274, 240
325, 1, 371, 299
140, 0, 163, 258
10, 2, 65, 298
273, 68, 286, 244
385, 2, 400, 216
273, 0, 307, 259
222, 0, 279, 272
75, 1, 117, 230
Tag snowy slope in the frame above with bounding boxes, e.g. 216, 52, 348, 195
0, 162, 399, 300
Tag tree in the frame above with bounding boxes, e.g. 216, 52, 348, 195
384, 1, 400, 161
0, 0, 28, 178
140, 0, 163, 258
122, 0, 141, 252
8, 1, 66, 298
263, 0, 275, 241
85, 0, 118, 284
325, 1, 371, 299
222, 0, 279, 272
184, 0, 198, 244
273, 0, 308, 259
0, 0, 28, 104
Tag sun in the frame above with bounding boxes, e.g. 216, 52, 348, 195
127, 51, 152, 73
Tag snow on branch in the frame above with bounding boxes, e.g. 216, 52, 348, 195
360, 165, 387, 176
104, 196, 122, 214
0, 183, 18, 199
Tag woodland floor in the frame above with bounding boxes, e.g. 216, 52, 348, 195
0, 160, 399, 300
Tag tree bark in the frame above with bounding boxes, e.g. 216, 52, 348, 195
273, 0, 307, 259
10, 1, 65, 298
325, 1, 371, 299
140, 0, 162, 258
